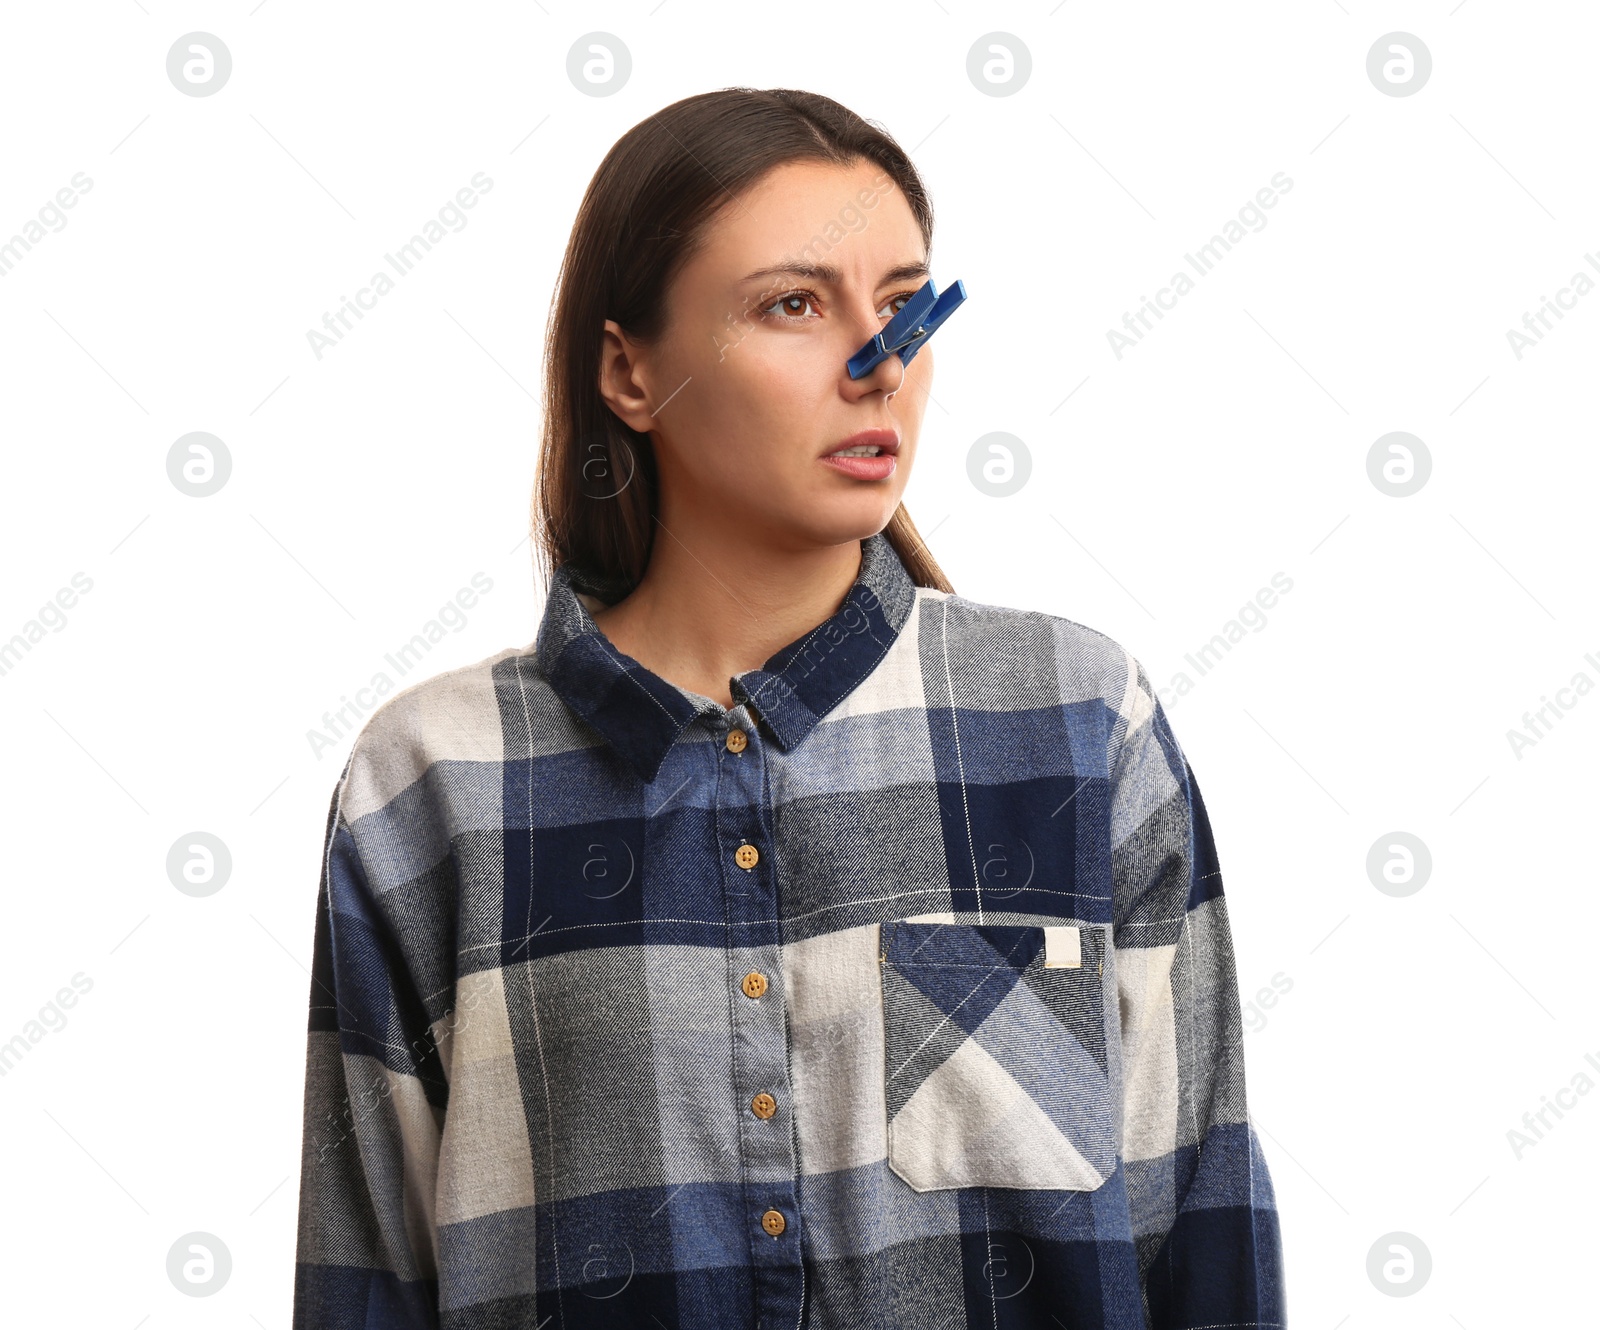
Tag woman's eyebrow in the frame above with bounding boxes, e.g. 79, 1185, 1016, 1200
739, 259, 931, 286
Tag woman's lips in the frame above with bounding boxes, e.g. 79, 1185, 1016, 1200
819, 451, 897, 480
821, 428, 899, 480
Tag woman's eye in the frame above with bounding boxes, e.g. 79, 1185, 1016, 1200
763, 291, 818, 320
760, 289, 915, 322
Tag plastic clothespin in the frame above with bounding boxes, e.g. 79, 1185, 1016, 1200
846, 277, 968, 380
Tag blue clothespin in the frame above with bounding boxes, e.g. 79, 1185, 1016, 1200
847, 277, 968, 379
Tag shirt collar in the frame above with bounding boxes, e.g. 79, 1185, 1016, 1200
534, 531, 918, 785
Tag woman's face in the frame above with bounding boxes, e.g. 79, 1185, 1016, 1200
601, 156, 934, 551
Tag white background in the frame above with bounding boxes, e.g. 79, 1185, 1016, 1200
1, 2, 1594, 1324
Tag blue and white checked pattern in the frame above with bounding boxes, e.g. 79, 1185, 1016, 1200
292, 530, 1286, 1328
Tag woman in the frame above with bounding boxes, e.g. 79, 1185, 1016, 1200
293, 87, 1286, 1330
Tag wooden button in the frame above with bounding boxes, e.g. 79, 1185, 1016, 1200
725, 728, 748, 753
734, 843, 760, 870
751, 1092, 777, 1119
760, 1208, 786, 1236
741, 971, 768, 998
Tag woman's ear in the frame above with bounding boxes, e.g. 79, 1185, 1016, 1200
598, 318, 658, 433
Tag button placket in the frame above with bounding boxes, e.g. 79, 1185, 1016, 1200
715, 705, 803, 1271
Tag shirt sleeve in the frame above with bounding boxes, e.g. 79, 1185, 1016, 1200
292, 767, 448, 1329
1108, 657, 1287, 1328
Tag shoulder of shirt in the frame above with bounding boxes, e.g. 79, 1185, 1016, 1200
917, 585, 1159, 758
334, 639, 538, 824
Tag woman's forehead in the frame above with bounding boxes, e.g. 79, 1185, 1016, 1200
695, 161, 923, 281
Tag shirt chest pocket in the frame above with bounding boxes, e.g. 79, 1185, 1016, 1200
878, 920, 1118, 1193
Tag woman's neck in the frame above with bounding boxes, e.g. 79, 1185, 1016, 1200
589, 531, 864, 709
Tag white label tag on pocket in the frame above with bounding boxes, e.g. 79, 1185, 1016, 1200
1043, 925, 1082, 968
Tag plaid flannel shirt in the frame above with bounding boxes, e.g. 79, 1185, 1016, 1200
293, 530, 1286, 1329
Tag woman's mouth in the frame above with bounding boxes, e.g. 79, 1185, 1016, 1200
821, 430, 899, 480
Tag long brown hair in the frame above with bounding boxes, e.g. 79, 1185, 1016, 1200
531, 86, 955, 604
